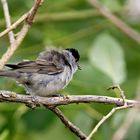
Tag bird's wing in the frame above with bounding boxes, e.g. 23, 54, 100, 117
6, 59, 64, 75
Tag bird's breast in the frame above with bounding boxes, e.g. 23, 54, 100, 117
26, 66, 73, 96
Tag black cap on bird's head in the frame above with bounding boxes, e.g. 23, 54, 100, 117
65, 48, 80, 62
65, 48, 81, 70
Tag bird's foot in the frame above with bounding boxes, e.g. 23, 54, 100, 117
26, 96, 40, 109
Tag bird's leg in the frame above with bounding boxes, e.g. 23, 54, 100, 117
26, 95, 40, 109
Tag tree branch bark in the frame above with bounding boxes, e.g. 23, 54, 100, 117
0, 90, 138, 140
1, 0, 15, 44
0, 0, 43, 69
0, 90, 139, 107
49, 107, 87, 140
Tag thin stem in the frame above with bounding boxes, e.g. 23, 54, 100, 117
0, 13, 28, 38
49, 107, 87, 140
86, 105, 133, 140
0, 0, 43, 69
1, 0, 15, 44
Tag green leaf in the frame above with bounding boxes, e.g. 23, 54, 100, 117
89, 33, 126, 84
74, 111, 94, 134
0, 130, 9, 140
22, 109, 55, 131
101, 0, 122, 12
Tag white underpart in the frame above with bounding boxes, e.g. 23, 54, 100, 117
26, 66, 75, 96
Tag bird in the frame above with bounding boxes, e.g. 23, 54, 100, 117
0, 48, 80, 97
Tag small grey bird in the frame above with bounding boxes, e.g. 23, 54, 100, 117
0, 48, 80, 97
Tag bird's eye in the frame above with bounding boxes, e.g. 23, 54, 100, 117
65, 48, 80, 62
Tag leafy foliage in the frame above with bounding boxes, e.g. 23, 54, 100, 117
89, 33, 126, 84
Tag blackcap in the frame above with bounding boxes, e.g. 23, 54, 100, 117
0, 48, 80, 97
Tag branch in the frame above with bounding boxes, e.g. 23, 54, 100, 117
112, 107, 138, 140
0, 0, 43, 38
26, 0, 43, 25
87, 0, 140, 44
0, 9, 95, 38
86, 104, 133, 140
0, 9, 98, 28
86, 85, 132, 140
0, 0, 43, 69
1, 0, 15, 44
0, 24, 30, 69
0, 90, 139, 107
112, 82, 140, 140
0, 13, 28, 38
0, 89, 138, 140
49, 107, 87, 140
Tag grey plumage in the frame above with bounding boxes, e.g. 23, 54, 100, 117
0, 48, 80, 96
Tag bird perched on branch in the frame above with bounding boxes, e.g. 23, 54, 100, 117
0, 48, 80, 97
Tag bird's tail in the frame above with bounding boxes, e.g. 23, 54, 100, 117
0, 70, 19, 78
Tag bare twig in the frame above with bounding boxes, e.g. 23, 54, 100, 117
87, 0, 140, 44
1, 0, 15, 44
107, 85, 127, 105
86, 85, 132, 140
0, 90, 138, 140
112, 108, 139, 140
86, 104, 133, 140
0, 0, 43, 69
26, 0, 43, 25
0, 0, 43, 38
0, 90, 139, 107
0, 10, 98, 28
112, 82, 140, 140
0, 9, 96, 39
0, 23, 30, 69
49, 107, 87, 140
0, 13, 28, 38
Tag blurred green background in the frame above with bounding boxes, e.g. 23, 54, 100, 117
0, 0, 140, 140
